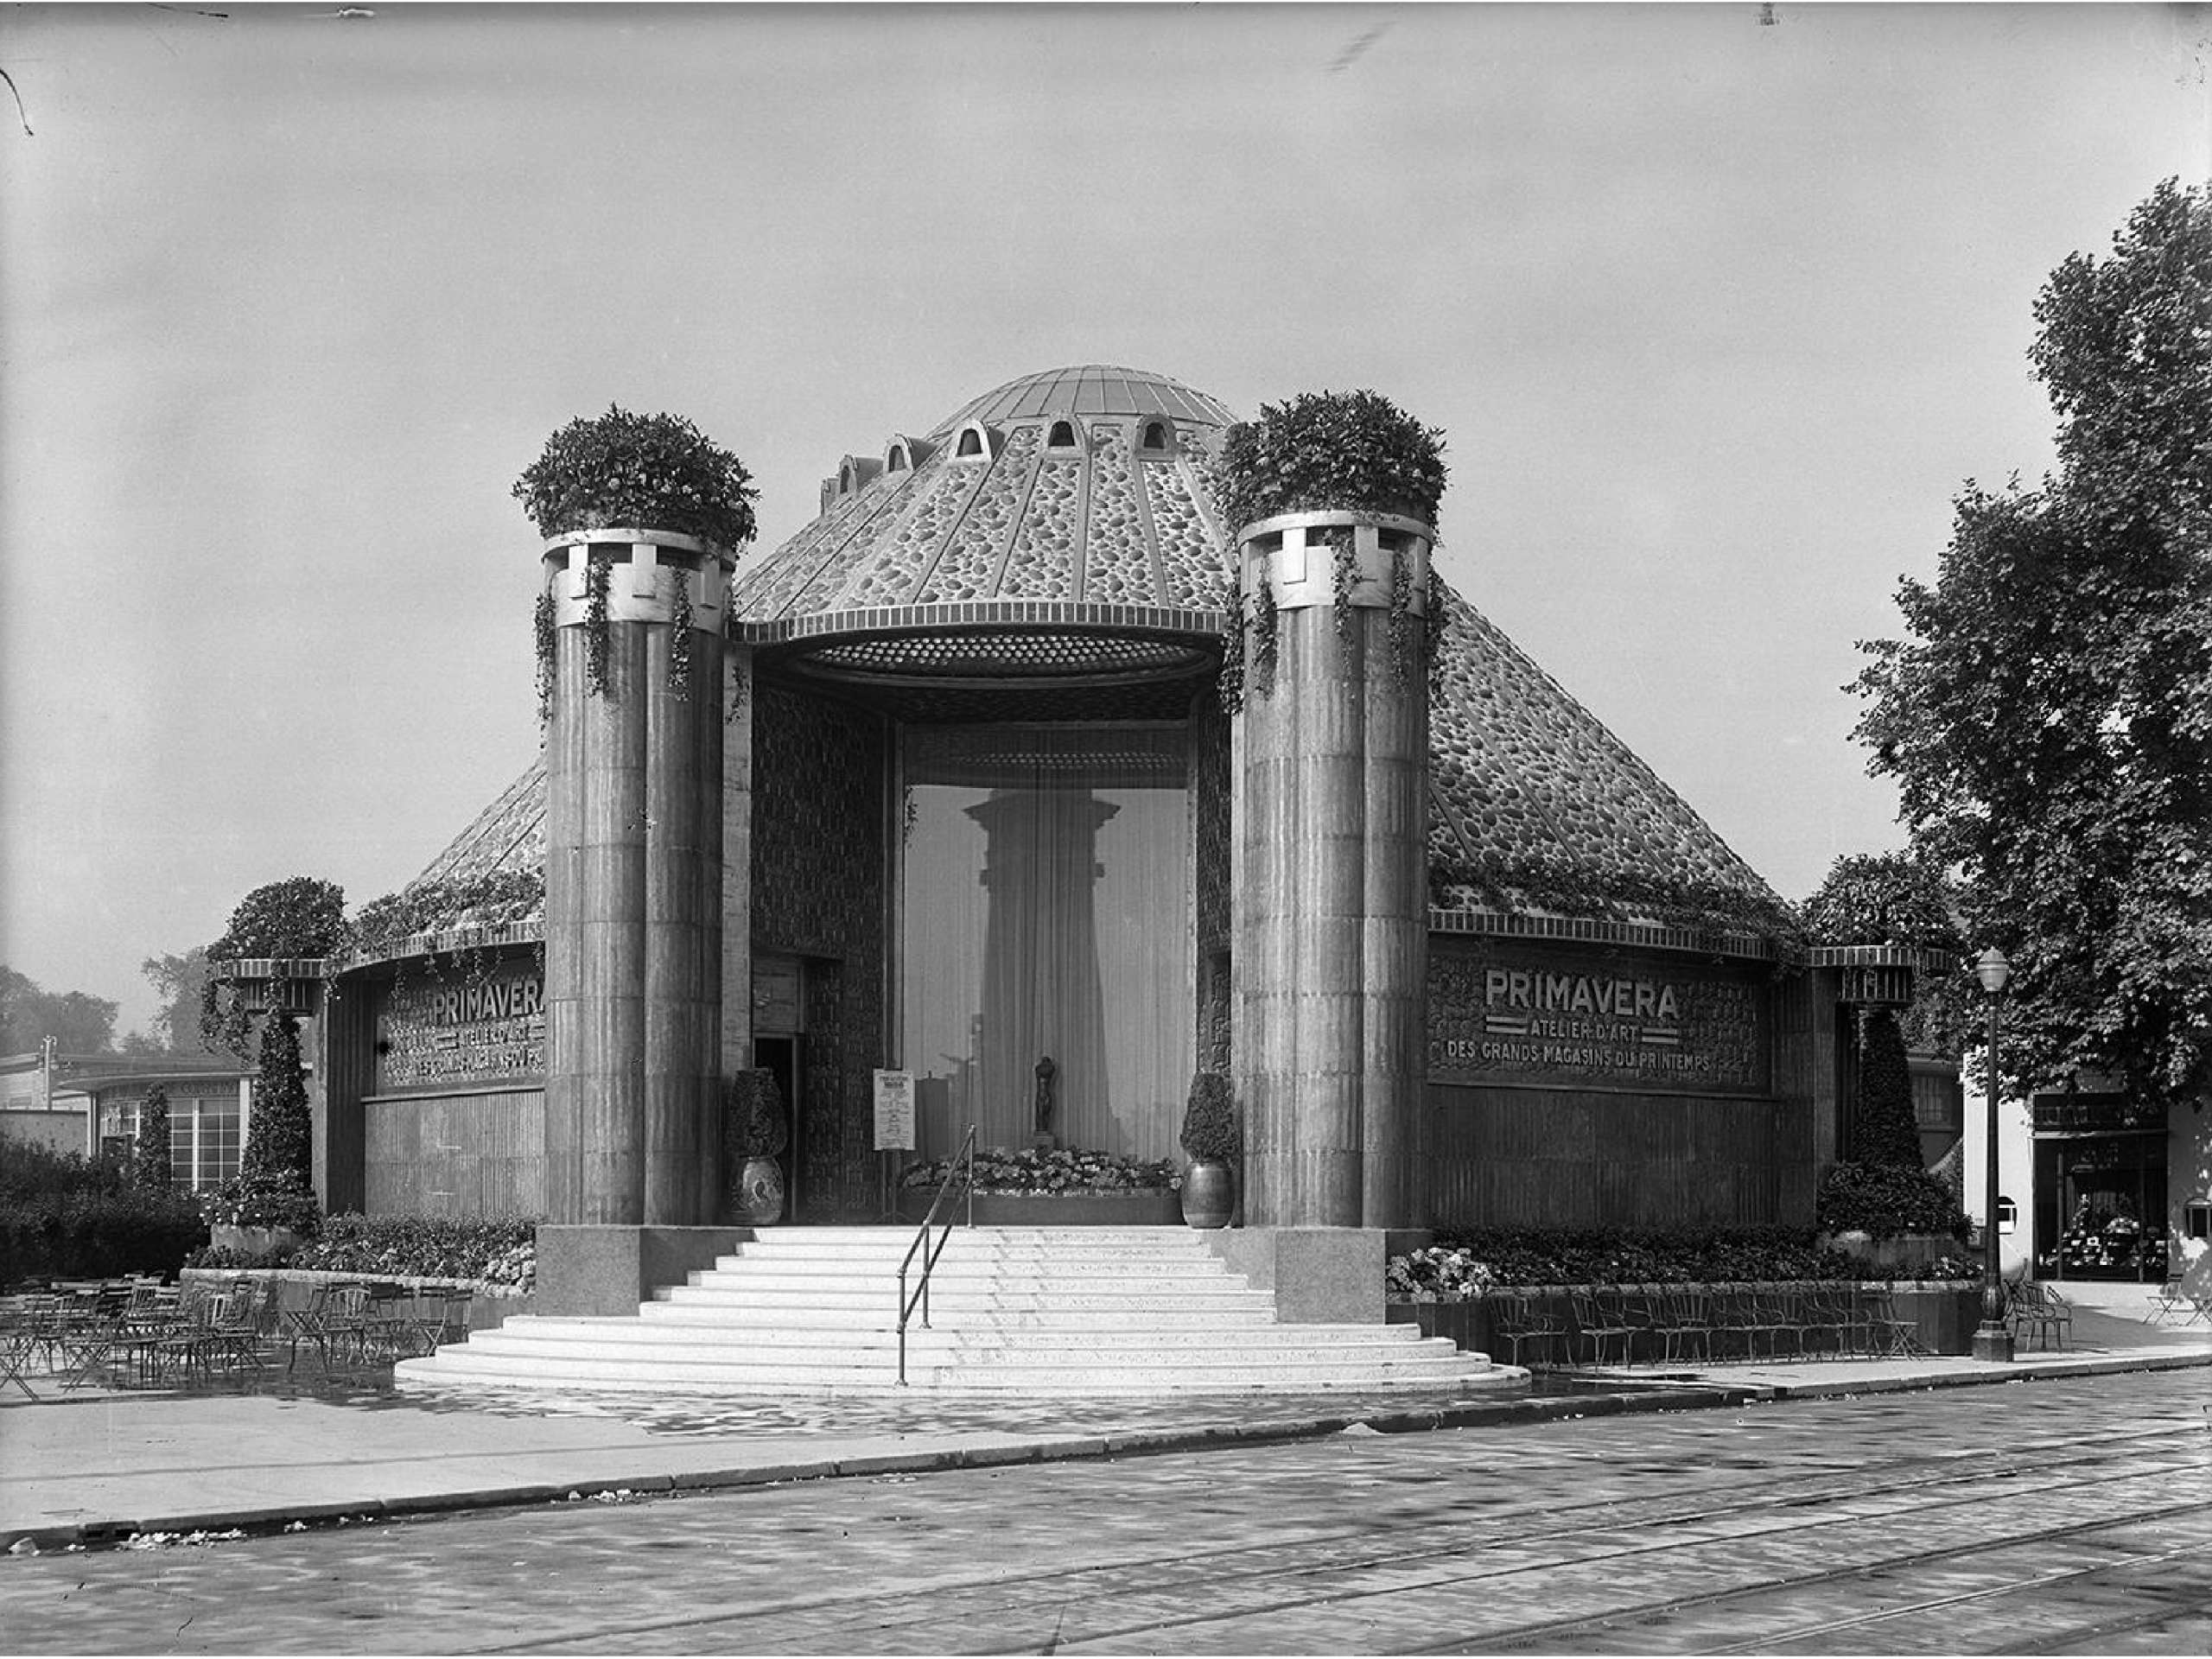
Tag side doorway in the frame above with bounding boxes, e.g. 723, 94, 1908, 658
751, 953, 804, 1223
752, 1034, 801, 1224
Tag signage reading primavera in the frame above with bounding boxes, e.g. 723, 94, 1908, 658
375, 969, 546, 1091
1429, 940, 1767, 1093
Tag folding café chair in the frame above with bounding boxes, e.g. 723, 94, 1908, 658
1570, 1287, 1637, 1368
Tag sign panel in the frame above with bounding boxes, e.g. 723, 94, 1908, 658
873, 1068, 916, 1151
374, 967, 546, 1092
1429, 939, 1768, 1094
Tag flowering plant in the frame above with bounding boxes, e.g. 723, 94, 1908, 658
899, 1146, 1180, 1196
281, 1212, 537, 1294
198, 1167, 320, 1233
1386, 1246, 1499, 1303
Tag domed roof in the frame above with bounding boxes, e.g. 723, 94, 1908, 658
730, 365, 1237, 632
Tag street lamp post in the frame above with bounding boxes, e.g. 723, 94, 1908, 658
1970, 947, 2015, 1363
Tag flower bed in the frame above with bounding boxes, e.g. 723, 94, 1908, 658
898, 1147, 1180, 1198
186, 1212, 537, 1294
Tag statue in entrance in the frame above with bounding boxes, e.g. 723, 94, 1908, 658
1033, 1055, 1057, 1141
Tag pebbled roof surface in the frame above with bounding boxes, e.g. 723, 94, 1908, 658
728, 365, 1236, 625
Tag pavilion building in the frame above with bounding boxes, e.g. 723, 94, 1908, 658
292, 365, 1987, 1300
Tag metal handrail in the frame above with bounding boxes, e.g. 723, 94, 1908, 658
896, 1123, 976, 1386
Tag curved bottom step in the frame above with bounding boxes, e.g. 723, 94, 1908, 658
392, 1355, 1529, 1397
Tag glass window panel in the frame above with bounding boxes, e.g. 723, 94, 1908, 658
196, 1105, 240, 1189
900, 725, 1191, 1162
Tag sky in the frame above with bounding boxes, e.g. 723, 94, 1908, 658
2, 2, 2208, 1043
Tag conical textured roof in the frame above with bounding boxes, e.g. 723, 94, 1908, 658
1424, 585, 1789, 934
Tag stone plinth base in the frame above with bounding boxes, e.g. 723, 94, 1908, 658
1205, 1227, 1433, 1324
534, 1224, 751, 1317
1970, 1324, 2017, 1363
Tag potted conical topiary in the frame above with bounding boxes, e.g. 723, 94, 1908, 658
1178, 1071, 1240, 1229
725, 1069, 789, 1225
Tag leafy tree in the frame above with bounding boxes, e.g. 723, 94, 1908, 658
0, 965, 118, 1054
1852, 179, 2212, 1110
134, 1084, 173, 1187
241, 1009, 314, 1192
1802, 852, 1972, 1057
130, 947, 215, 1054
200, 878, 346, 1057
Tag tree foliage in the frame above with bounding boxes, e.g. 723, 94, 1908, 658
1802, 852, 1972, 1057
1852, 179, 2212, 1109
127, 947, 214, 1054
0, 966, 118, 1054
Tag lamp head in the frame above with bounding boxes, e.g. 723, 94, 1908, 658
1974, 947, 2012, 996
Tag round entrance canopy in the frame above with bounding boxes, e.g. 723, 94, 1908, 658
729, 365, 1237, 712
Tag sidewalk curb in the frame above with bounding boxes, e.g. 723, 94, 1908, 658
1751, 1349, 2212, 1401
3, 1351, 2203, 1554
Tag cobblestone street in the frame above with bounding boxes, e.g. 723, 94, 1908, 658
5, 1370, 2207, 1655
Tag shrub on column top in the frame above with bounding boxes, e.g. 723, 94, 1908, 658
512, 404, 759, 550
1211, 388, 1447, 535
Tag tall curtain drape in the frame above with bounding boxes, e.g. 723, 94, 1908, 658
900, 726, 1191, 1161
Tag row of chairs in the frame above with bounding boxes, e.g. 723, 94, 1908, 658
0, 1275, 475, 1397
1484, 1282, 1933, 1370
0, 1276, 283, 1394
280, 1279, 475, 1371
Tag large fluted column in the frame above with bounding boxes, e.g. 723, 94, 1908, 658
541, 529, 732, 1225
1231, 512, 1433, 1229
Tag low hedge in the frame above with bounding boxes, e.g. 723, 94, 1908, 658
1, 1190, 207, 1284
0, 1141, 207, 1283
1387, 1224, 1974, 1301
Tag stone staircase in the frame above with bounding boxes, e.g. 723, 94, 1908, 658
393, 1226, 1516, 1395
